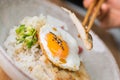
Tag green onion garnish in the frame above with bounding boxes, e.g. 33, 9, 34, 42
16, 25, 38, 48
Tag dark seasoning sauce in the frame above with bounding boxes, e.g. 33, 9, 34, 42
50, 32, 64, 50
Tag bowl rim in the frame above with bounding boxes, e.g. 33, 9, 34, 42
0, 46, 34, 80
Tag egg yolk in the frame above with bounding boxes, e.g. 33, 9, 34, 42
46, 32, 69, 59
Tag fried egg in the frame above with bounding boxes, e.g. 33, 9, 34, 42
39, 24, 81, 71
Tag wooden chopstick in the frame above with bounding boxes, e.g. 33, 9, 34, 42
82, 0, 104, 32
82, 0, 97, 27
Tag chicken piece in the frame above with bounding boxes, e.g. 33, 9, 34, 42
62, 8, 93, 50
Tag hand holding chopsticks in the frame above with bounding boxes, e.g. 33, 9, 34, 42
62, 0, 104, 50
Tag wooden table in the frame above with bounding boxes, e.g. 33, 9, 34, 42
0, 0, 120, 80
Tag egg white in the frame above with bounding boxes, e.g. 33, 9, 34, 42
39, 24, 81, 71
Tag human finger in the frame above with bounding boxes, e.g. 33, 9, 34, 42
83, 0, 93, 8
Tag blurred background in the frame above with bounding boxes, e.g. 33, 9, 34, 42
66, 0, 84, 8
65, 0, 120, 50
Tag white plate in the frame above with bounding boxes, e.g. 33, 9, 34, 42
0, 0, 120, 80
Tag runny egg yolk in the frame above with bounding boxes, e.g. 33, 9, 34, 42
46, 32, 69, 59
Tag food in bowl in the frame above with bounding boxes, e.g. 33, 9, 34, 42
4, 14, 90, 80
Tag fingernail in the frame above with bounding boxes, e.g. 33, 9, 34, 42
101, 3, 108, 10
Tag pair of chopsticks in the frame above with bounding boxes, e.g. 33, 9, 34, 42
82, 0, 104, 32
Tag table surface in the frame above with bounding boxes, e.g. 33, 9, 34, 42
0, 0, 120, 80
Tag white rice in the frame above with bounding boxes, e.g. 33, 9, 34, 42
4, 15, 45, 74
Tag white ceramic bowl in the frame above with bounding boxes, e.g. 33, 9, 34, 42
0, 0, 120, 80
